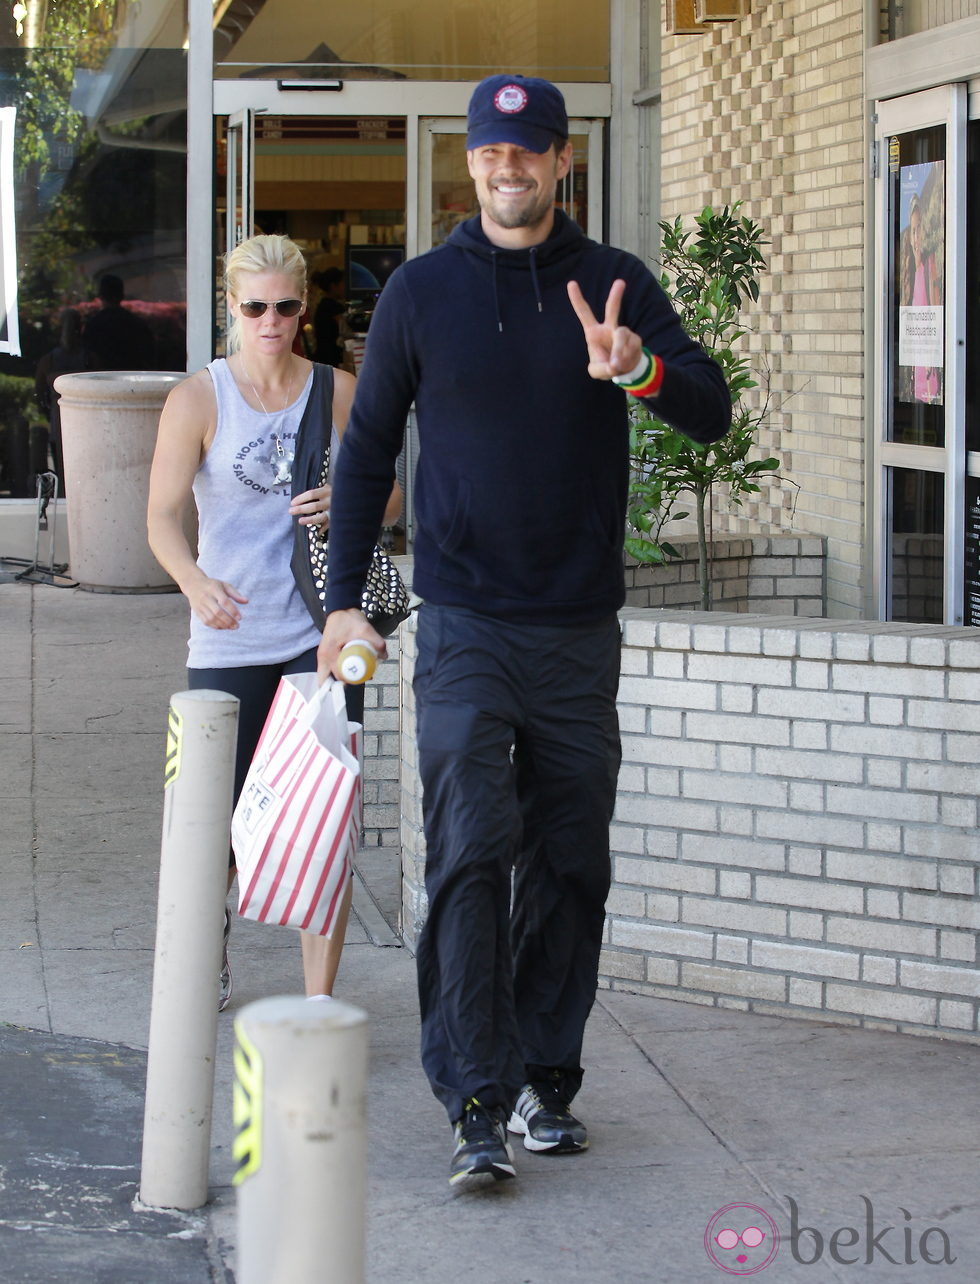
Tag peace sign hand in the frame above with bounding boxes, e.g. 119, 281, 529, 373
567, 278, 644, 381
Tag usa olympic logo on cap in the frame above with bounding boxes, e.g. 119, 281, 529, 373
494, 84, 528, 114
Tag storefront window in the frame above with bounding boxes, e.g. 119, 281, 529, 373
966, 120, 979, 456
963, 119, 980, 625
889, 466, 944, 623
0, 0, 187, 498
887, 125, 945, 449
876, 85, 969, 626
216, 0, 610, 83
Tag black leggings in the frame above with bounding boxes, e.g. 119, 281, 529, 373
188, 647, 365, 864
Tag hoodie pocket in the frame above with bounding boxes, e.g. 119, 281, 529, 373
437, 476, 471, 556
582, 482, 622, 555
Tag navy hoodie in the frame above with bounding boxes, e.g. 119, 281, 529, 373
324, 211, 731, 625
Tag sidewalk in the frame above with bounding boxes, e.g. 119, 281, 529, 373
1, 579, 979, 1283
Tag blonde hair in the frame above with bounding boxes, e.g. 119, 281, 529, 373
224, 234, 307, 354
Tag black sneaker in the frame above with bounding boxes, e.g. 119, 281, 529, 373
449, 1098, 516, 1187
508, 1078, 588, 1153
219, 908, 233, 1012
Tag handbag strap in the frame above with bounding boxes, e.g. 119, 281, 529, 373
290, 363, 336, 629
290, 362, 335, 501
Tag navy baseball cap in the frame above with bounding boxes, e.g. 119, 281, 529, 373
466, 74, 569, 153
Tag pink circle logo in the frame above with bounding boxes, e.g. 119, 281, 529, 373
705, 1204, 780, 1275
494, 84, 528, 114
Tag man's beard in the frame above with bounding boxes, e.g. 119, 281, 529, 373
482, 184, 553, 231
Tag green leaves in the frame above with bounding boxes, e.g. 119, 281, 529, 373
627, 203, 780, 607
12, 0, 120, 177
8, 2, 126, 326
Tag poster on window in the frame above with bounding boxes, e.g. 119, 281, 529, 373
897, 160, 944, 406
0, 107, 19, 356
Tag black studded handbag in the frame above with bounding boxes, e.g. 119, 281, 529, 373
290, 364, 411, 637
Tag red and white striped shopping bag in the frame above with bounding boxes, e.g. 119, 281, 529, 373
233, 674, 362, 937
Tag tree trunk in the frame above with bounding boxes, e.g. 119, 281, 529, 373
696, 485, 710, 610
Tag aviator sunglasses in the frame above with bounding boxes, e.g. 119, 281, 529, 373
238, 298, 304, 319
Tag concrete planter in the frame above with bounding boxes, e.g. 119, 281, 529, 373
55, 370, 187, 592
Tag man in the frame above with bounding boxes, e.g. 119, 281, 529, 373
311, 266, 347, 367
318, 74, 731, 1187
82, 273, 154, 371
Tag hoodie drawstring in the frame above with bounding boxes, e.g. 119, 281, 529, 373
529, 247, 543, 314
448, 208, 583, 335
490, 245, 545, 334
491, 250, 503, 333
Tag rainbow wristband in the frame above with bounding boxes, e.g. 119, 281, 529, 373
613, 348, 664, 398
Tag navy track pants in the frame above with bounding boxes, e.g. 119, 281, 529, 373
413, 604, 622, 1123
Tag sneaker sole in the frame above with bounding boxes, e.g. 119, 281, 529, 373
507, 1111, 588, 1153
448, 1157, 517, 1187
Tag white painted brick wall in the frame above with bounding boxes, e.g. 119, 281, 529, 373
623, 535, 825, 616
360, 631, 401, 851
660, 3, 865, 617
599, 609, 980, 1042
398, 607, 980, 1044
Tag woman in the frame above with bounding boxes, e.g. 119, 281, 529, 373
148, 233, 400, 1009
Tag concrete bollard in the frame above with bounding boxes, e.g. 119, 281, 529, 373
139, 688, 239, 1211
234, 996, 369, 1284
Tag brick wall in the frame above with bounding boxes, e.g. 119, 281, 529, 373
660, 1, 867, 617
360, 634, 402, 851
624, 533, 825, 616
606, 608, 980, 1043
397, 616, 428, 946
398, 608, 980, 1044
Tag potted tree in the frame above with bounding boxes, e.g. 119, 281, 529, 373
627, 203, 783, 610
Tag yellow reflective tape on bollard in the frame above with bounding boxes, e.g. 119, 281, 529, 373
232, 1017, 263, 1185
164, 704, 183, 789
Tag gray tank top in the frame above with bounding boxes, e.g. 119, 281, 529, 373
188, 358, 325, 668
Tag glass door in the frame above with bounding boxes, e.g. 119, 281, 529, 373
208, 82, 609, 362
225, 109, 255, 258
873, 86, 968, 623
214, 95, 410, 361
217, 109, 256, 355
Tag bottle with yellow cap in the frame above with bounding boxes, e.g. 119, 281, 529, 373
337, 639, 378, 685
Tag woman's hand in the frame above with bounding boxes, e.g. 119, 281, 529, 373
186, 576, 249, 629
290, 482, 332, 528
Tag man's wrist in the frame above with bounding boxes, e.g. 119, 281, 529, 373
612, 351, 651, 386
613, 347, 664, 398
323, 591, 361, 617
